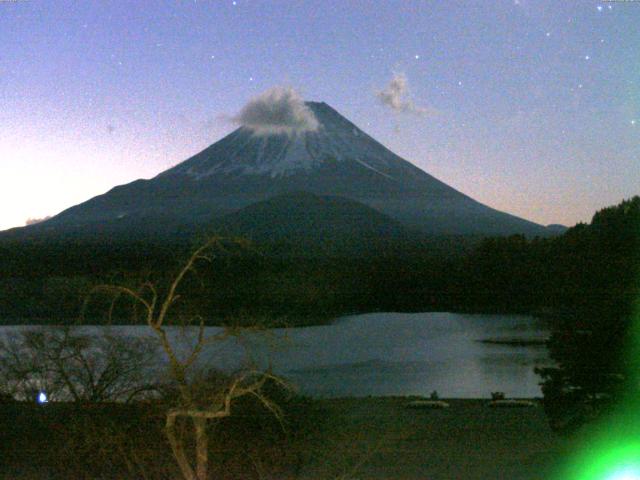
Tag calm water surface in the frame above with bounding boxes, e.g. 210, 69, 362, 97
0, 312, 551, 398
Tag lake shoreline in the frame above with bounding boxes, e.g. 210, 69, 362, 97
476, 338, 548, 347
0, 294, 569, 329
0, 306, 555, 328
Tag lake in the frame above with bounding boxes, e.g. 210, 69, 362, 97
0, 312, 551, 399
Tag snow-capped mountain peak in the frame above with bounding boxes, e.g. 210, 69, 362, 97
162, 102, 396, 180
14, 100, 551, 239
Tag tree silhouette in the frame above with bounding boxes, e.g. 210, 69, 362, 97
86, 237, 289, 480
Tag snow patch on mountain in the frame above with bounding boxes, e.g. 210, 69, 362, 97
182, 126, 397, 179
173, 102, 401, 180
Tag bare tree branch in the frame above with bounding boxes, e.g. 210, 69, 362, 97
77, 236, 288, 480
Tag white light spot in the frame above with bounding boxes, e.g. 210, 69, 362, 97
578, 84, 583, 89
605, 467, 640, 480
414, 54, 420, 59
584, 55, 590, 60
458, 81, 463, 86
38, 392, 48, 404
597, 5, 603, 11
631, 120, 637, 126
546, 32, 551, 37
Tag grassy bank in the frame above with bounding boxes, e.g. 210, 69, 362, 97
1, 396, 575, 479
300, 397, 570, 480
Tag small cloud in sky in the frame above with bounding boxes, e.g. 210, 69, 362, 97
25, 216, 52, 226
232, 86, 319, 136
376, 73, 434, 116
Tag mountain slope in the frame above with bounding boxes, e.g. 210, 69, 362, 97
5, 101, 552, 240
215, 191, 419, 255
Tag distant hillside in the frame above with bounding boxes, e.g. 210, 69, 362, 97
544, 224, 568, 235
212, 191, 421, 256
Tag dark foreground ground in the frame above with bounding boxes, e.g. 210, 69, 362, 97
1, 397, 572, 479
297, 397, 569, 480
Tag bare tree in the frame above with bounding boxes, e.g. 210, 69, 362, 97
0, 327, 159, 403
86, 237, 288, 480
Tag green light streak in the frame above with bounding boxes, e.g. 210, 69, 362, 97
563, 308, 640, 478
554, 408, 640, 480
553, 229, 640, 480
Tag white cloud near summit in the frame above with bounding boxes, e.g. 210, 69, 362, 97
376, 73, 433, 116
25, 216, 51, 226
232, 87, 319, 136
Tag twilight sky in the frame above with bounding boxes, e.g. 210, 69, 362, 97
1, 0, 638, 231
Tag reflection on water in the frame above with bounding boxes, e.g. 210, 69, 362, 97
0, 312, 552, 398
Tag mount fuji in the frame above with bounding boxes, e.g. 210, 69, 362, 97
7, 101, 553, 242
